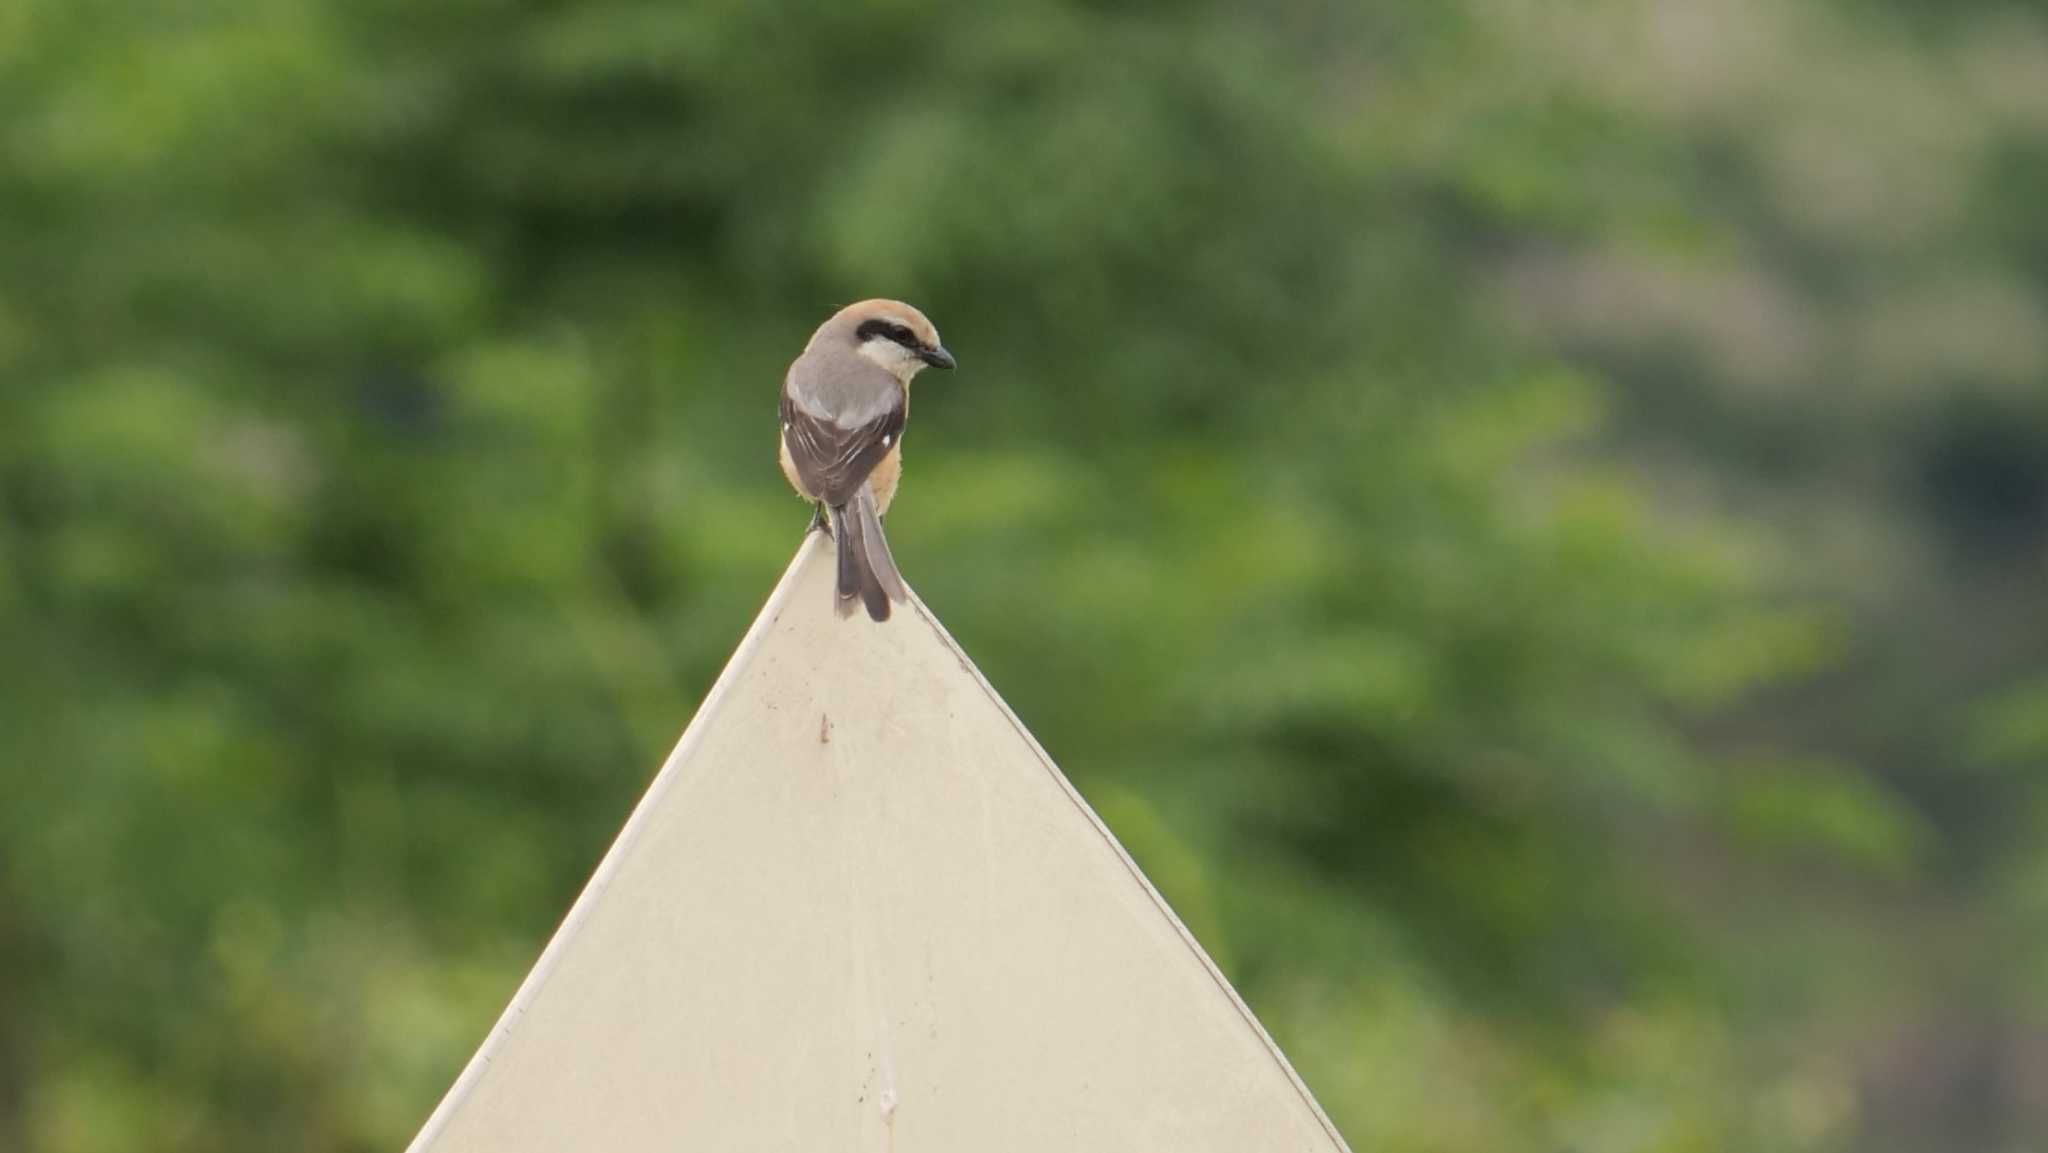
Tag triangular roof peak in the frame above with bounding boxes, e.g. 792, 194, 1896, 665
409, 536, 1350, 1150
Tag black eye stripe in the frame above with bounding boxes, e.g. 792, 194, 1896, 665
856, 318, 921, 348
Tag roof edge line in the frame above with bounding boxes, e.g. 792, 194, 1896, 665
906, 588, 1355, 1152
405, 534, 826, 1153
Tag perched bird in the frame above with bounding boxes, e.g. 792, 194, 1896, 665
779, 299, 955, 621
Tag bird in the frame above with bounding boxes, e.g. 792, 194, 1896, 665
779, 299, 955, 621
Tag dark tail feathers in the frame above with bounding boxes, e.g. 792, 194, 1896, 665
832, 485, 906, 622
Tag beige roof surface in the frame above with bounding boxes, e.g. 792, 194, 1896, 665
408, 535, 1350, 1151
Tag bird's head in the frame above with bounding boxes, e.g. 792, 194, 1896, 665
817, 299, 956, 385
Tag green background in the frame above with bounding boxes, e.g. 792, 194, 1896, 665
3, 1, 2046, 1149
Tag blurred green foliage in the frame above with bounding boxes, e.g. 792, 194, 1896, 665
2, 1, 2046, 1151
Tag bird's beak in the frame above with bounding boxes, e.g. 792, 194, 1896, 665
920, 344, 957, 370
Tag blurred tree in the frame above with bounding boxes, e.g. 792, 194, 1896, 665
0, 1, 2042, 1151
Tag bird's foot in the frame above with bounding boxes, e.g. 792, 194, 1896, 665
806, 502, 829, 535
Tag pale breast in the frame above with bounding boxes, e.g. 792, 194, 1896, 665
778, 433, 812, 500
869, 444, 902, 515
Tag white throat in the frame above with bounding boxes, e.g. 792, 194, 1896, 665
857, 338, 925, 385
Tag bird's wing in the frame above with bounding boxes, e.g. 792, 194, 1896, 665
781, 389, 906, 507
